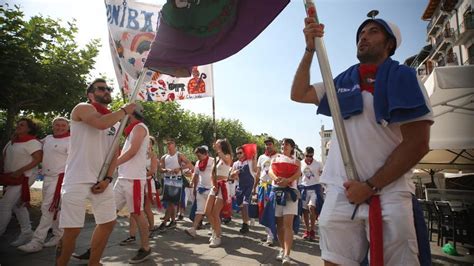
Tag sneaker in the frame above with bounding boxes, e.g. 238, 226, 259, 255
282, 255, 291, 265
17, 241, 43, 253
209, 236, 221, 248
120, 236, 136, 246
44, 235, 62, 248
209, 231, 216, 243
222, 217, 231, 224
128, 248, 151, 264
309, 230, 317, 242
207, 229, 213, 236
185, 228, 197, 238
265, 235, 274, 247
10, 231, 33, 247
166, 220, 177, 229
157, 222, 167, 232
239, 223, 249, 234
275, 248, 284, 261
302, 230, 310, 240
177, 214, 184, 221
72, 248, 90, 261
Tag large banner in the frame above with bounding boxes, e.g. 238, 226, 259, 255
105, 0, 213, 102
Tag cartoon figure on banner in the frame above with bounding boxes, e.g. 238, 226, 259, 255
187, 66, 207, 94
116, 31, 154, 78
303, 167, 314, 179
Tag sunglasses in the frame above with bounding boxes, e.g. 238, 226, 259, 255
305, 155, 314, 158
95, 86, 113, 92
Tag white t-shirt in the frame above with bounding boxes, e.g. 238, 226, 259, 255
64, 118, 119, 185
257, 153, 277, 183
313, 78, 433, 194
300, 159, 323, 186
41, 135, 69, 177
193, 157, 214, 189
271, 154, 299, 189
3, 139, 42, 178
118, 123, 149, 180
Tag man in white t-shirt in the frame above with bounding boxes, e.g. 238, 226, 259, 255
0, 118, 42, 246
184, 146, 214, 238
56, 78, 136, 266
114, 106, 152, 263
291, 17, 433, 265
298, 146, 323, 242
255, 137, 278, 246
18, 117, 70, 253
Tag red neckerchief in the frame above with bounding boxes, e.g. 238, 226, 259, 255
53, 132, 70, 139
359, 64, 378, 94
124, 121, 140, 137
12, 134, 36, 143
91, 102, 111, 115
264, 150, 276, 157
305, 158, 313, 165
198, 156, 209, 172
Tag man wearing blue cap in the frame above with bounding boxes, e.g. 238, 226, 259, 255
291, 16, 433, 266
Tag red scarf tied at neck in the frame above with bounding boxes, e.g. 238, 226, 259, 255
91, 102, 111, 115
53, 132, 70, 139
198, 156, 209, 172
359, 64, 378, 94
12, 134, 36, 143
124, 121, 140, 137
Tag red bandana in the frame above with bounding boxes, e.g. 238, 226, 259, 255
91, 102, 111, 115
264, 150, 277, 157
124, 121, 140, 137
359, 64, 378, 94
198, 156, 209, 172
53, 132, 70, 139
12, 134, 36, 143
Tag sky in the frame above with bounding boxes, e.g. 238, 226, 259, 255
8, 0, 430, 160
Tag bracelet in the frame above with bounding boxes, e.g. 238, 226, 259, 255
103, 176, 113, 183
305, 47, 316, 53
365, 179, 380, 192
120, 107, 127, 116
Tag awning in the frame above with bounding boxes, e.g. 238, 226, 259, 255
417, 65, 474, 171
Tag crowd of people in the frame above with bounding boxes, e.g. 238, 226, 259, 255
0, 14, 434, 266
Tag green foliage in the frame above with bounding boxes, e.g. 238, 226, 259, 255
0, 4, 100, 146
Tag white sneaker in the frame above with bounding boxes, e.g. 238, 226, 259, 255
209, 236, 221, 248
10, 231, 34, 247
44, 235, 62, 247
17, 241, 43, 253
282, 255, 291, 265
207, 229, 213, 236
209, 230, 215, 243
265, 235, 274, 246
184, 228, 197, 238
276, 248, 284, 261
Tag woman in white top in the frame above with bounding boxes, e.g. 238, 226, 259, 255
269, 138, 301, 264
204, 139, 233, 248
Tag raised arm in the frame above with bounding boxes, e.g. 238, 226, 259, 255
72, 103, 135, 130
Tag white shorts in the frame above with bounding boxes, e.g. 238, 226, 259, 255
275, 199, 298, 217
209, 182, 230, 200
114, 178, 146, 213
319, 185, 419, 266
302, 190, 317, 210
196, 189, 211, 215
59, 183, 116, 228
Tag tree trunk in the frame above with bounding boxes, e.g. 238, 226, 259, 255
0, 106, 18, 150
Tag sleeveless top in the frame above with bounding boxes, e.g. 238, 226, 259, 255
215, 159, 231, 177
64, 119, 119, 184
118, 123, 149, 180
163, 152, 180, 177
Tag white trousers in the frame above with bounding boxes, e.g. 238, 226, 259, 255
31, 175, 63, 244
0, 175, 35, 235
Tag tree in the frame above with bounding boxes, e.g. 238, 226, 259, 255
0, 5, 100, 147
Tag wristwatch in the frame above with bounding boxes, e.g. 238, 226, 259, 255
103, 176, 113, 183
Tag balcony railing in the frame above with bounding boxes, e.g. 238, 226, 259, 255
454, 12, 474, 45
427, 5, 448, 35
446, 52, 458, 65
464, 55, 474, 65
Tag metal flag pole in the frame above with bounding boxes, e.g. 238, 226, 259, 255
210, 64, 218, 183
97, 68, 149, 182
303, 1, 361, 218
